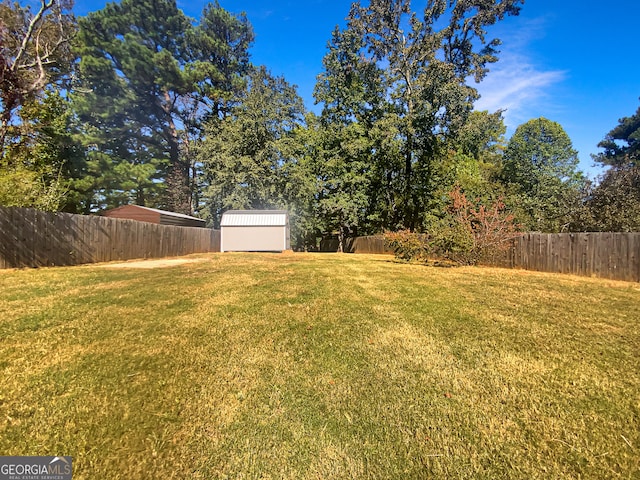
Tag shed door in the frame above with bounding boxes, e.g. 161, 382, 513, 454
222, 226, 285, 251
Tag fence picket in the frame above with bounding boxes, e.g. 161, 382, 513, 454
2, 206, 639, 281
487, 232, 640, 282
341, 232, 640, 282
0, 207, 220, 269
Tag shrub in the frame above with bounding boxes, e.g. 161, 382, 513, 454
384, 188, 521, 266
429, 219, 475, 264
432, 186, 521, 265
383, 230, 429, 262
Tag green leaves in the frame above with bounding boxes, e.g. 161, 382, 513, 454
594, 104, 640, 168
73, 0, 254, 213
501, 117, 585, 232
0, 0, 76, 198
198, 66, 305, 227
313, 0, 523, 231
580, 104, 640, 231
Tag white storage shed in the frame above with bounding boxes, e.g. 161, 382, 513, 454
220, 210, 290, 252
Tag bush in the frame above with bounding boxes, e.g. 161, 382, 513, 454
383, 230, 429, 262
429, 219, 475, 264
431, 186, 521, 265
384, 187, 521, 266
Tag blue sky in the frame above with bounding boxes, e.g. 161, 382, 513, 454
74, 0, 640, 178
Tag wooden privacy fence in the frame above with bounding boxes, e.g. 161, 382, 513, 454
319, 235, 394, 254
348, 235, 394, 254
490, 232, 640, 282
0, 206, 220, 269
326, 233, 640, 282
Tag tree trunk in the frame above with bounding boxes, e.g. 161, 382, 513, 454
166, 160, 191, 215
162, 90, 192, 215
404, 129, 415, 231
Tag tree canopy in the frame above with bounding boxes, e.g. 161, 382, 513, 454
197, 66, 305, 226
5, 0, 638, 245
501, 117, 585, 232
311, 0, 523, 233
593, 104, 640, 168
73, 0, 253, 213
0, 0, 75, 152
583, 104, 640, 231
0, 0, 76, 210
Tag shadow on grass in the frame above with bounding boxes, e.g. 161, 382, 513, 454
379, 257, 460, 268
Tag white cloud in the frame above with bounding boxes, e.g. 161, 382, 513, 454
475, 54, 566, 129
473, 14, 566, 131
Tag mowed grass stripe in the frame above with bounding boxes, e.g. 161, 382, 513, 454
0, 253, 638, 479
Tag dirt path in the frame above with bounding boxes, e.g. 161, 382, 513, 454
100, 258, 205, 269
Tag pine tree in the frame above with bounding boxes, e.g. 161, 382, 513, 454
74, 0, 253, 213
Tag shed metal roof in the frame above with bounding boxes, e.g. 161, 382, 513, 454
220, 210, 288, 227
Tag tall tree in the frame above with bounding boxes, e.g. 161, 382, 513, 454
501, 117, 585, 232
275, 112, 322, 250
313, 26, 384, 243
584, 104, 640, 231
313, 119, 375, 251
198, 66, 305, 227
0, 0, 75, 154
74, 0, 253, 213
0, 0, 77, 210
328, 0, 523, 230
593, 104, 639, 169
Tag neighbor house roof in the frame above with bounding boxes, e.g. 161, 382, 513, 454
220, 210, 288, 227
126, 205, 203, 222
103, 205, 206, 228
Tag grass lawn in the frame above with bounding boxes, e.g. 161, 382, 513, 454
0, 253, 639, 479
